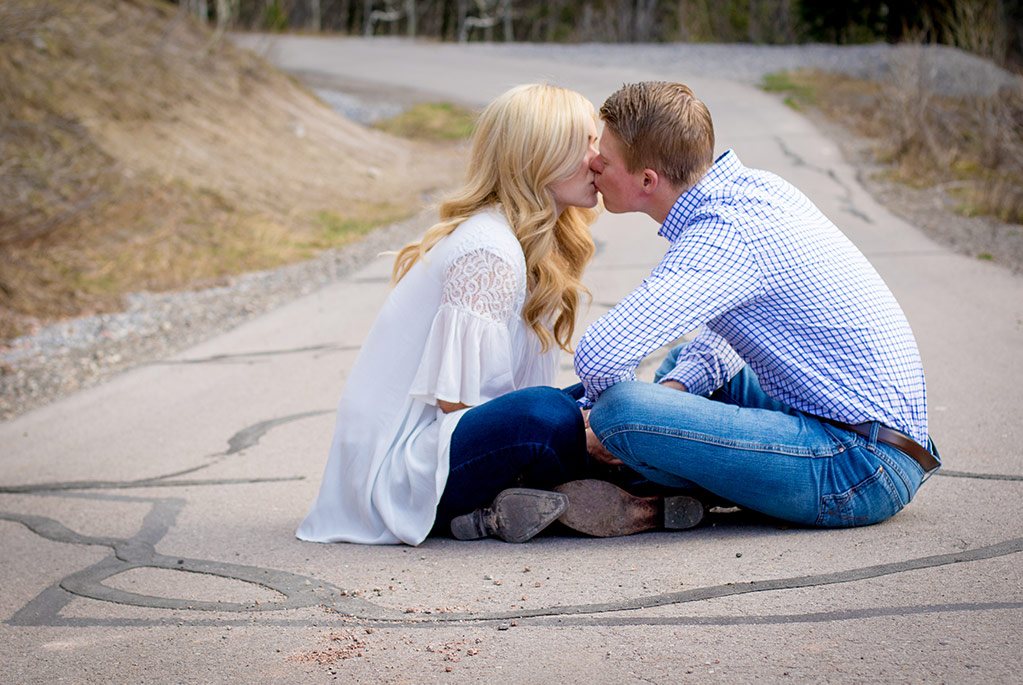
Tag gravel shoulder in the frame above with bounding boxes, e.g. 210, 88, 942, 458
2, 41, 1020, 422
0, 213, 435, 420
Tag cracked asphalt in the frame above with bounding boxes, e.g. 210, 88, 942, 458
2, 37, 1021, 683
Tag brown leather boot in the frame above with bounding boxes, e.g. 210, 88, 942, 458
554, 479, 704, 537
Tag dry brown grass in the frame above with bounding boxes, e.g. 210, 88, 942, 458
763, 66, 1023, 227
0, 0, 464, 340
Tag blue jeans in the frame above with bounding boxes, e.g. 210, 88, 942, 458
433, 386, 589, 533
588, 353, 932, 528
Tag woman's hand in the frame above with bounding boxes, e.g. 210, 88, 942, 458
438, 400, 470, 414
582, 409, 623, 466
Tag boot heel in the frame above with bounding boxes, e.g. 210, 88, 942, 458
663, 495, 704, 530
450, 489, 568, 543
450, 509, 488, 540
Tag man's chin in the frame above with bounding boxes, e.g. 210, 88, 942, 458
599, 198, 624, 214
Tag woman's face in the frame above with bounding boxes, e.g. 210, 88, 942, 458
550, 118, 600, 214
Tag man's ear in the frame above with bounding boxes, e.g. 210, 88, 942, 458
640, 169, 659, 195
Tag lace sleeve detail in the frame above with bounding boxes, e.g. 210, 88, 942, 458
440, 249, 518, 323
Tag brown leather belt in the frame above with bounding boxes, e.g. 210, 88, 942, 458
828, 420, 940, 472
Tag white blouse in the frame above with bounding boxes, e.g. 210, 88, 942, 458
296, 208, 559, 545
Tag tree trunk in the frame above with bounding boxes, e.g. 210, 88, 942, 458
633, 0, 658, 42
310, 0, 321, 31
218, 0, 237, 34
406, 0, 416, 36
457, 0, 468, 42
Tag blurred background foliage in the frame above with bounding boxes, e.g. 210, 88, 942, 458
2, 0, 1019, 341
178, 0, 1023, 72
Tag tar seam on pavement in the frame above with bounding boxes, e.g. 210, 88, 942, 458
2, 406, 1021, 629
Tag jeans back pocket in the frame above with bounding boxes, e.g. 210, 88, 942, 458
818, 464, 904, 528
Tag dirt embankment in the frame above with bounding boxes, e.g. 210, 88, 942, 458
0, 0, 464, 340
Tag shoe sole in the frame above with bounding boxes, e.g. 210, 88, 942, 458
450, 489, 569, 543
554, 479, 659, 537
489, 488, 569, 543
555, 479, 705, 537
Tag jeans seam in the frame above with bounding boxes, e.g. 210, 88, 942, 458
869, 442, 923, 501
599, 423, 827, 458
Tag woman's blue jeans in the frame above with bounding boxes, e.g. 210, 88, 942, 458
588, 353, 931, 528
433, 386, 589, 533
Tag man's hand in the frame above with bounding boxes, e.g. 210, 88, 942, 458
581, 409, 623, 466
660, 380, 688, 392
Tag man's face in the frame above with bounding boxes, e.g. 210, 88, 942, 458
590, 128, 646, 214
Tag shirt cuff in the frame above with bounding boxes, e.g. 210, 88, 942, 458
659, 362, 714, 397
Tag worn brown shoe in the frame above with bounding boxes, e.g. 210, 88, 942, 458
554, 479, 704, 537
449, 488, 569, 543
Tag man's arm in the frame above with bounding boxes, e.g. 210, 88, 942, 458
656, 326, 745, 397
575, 262, 758, 402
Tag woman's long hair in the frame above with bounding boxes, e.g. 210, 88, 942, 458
391, 84, 599, 353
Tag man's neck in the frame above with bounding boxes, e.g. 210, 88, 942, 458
650, 186, 687, 225
652, 163, 716, 225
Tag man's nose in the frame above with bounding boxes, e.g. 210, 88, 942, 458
589, 156, 603, 173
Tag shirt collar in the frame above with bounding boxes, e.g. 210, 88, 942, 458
659, 149, 742, 241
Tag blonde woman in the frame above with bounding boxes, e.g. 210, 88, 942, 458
297, 84, 600, 545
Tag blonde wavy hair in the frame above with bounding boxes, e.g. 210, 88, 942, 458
392, 84, 599, 353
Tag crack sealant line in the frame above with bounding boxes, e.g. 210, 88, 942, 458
356, 600, 1023, 630
772, 135, 872, 224
13, 599, 1023, 629
223, 410, 333, 455
145, 343, 359, 366
0, 476, 305, 494
3, 501, 1020, 626
0, 409, 330, 494
382, 535, 1023, 624
935, 469, 1023, 481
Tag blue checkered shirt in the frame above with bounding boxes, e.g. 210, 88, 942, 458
575, 150, 929, 446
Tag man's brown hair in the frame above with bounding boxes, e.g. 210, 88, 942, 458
599, 81, 715, 190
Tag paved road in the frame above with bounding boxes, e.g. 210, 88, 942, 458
2, 36, 1021, 683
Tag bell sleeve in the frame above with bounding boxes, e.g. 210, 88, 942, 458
409, 248, 519, 407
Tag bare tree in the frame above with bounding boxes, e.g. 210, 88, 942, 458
216, 0, 237, 35
310, 0, 322, 30
633, 0, 658, 42
458, 0, 512, 42
365, 0, 417, 36
183, 0, 209, 24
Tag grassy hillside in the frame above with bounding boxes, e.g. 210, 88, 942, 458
0, 0, 464, 340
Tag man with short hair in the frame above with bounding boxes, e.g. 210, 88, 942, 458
560, 81, 939, 535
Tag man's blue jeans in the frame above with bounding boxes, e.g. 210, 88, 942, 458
589, 355, 933, 528
433, 386, 589, 533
